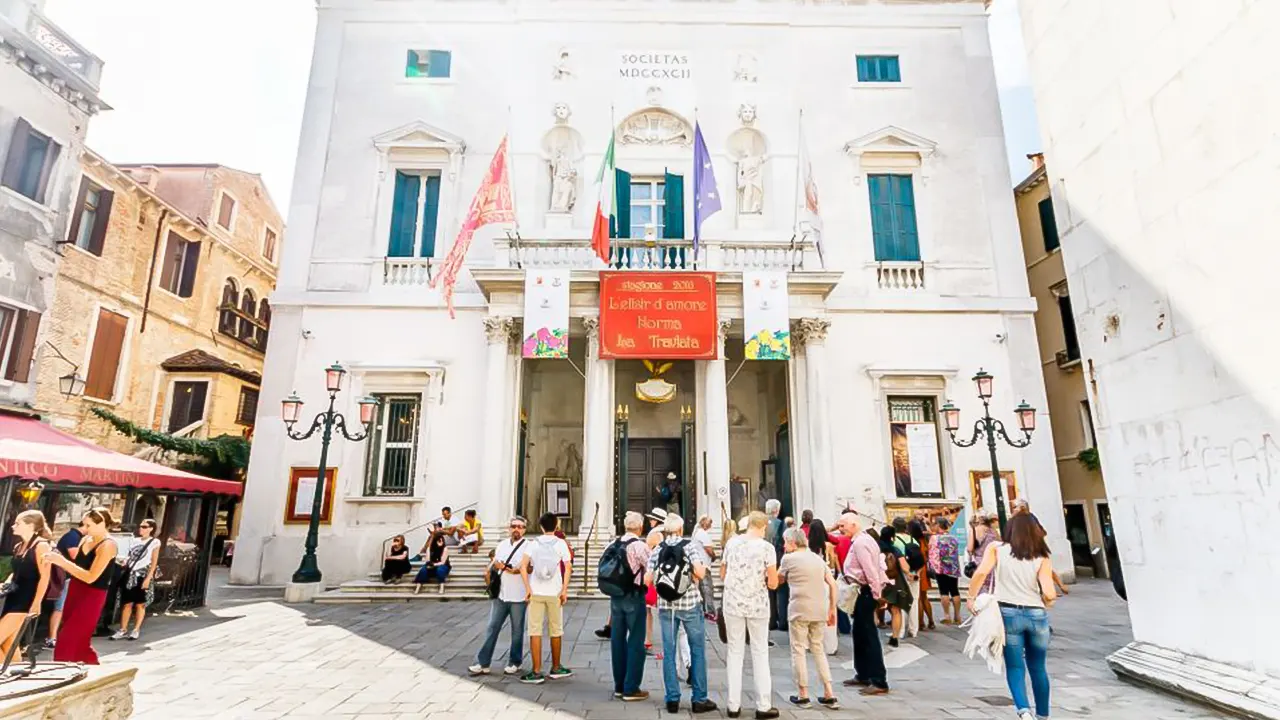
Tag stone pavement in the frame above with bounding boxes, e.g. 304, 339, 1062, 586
98, 575, 1227, 719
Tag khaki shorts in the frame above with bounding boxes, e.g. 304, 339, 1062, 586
527, 595, 564, 638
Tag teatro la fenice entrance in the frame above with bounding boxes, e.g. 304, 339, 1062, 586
498, 270, 800, 537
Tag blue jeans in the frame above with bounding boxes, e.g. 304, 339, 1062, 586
414, 564, 450, 584
1001, 606, 1051, 717
609, 592, 647, 694
475, 599, 527, 668
658, 606, 708, 704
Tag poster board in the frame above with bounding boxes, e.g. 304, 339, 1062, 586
543, 477, 572, 519
890, 422, 944, 497
522, 269, 570, 358
284, 467, 337, 524
968, 470, 1018, 519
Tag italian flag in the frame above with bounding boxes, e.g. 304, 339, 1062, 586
591, 131, 616, 263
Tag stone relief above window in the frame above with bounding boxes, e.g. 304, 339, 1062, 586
617, 108, 693, 147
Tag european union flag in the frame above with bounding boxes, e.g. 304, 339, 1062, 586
692, 122, 721, 252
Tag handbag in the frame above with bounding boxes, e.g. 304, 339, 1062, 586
486, 539, 526, 599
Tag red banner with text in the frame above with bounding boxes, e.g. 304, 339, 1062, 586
599, 272, 718, 359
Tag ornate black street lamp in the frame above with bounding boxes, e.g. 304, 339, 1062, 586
281, 362, 378, 584
939, 368, 1037, 531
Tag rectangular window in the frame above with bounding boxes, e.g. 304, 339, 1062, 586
216, 192, 236, 231
66, 177, 114, 256
629, 179, 666, 240
364, 394, 421, 496
869, 174, 920, 262
0, 305, 39, 383
857, 55, 902, 83
167, 380, 209, 432
236, 386, 260, 426
1039, 197, 1060, 252
1058, 291, 1080, 361
405, 49, 451, 78
387, 171, 441, 257
84, 308, 128, 400
1079, 400, 1096, 449
887, 396, 944, 498
262, 227, 278, 263
1, 118, 61, 204
158, 232, 201, 298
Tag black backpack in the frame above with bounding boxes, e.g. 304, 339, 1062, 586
653, 539, 693, 602
901, 538, 926, 572
597, 538, 640, 598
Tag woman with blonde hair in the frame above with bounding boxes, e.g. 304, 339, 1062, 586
0, 509, 52, 662
44, 507, 118, 664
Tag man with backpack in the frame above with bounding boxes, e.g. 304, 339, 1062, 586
599, 511, 652, 701
646, 513, 716, 715
519, 513, 574, 684
891, 517, 925, 638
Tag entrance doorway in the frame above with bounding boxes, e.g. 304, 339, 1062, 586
1063, 503, 1092, 569
626, 439, 683, 519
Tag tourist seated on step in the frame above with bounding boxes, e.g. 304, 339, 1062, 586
456, 509, 484, 554
413, 528, 452, 595
382, 535, 411, 584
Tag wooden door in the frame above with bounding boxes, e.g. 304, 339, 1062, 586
626, 439, 682, 517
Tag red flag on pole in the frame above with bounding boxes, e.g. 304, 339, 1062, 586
430, 135, 515, 318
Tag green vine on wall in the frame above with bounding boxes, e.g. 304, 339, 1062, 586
90, 406, 250, 481
1077, 447, 1101, 473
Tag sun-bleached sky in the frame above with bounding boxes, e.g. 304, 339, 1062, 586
45, 0, 1040, 210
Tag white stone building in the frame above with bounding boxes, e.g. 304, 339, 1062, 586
0, 0, 106, 406
1019, 0, 1280, 713
232, 0, 1069, 586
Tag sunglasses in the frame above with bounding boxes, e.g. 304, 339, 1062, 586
509, 524, 526, 529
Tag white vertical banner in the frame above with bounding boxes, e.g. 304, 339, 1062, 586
743, 270, 791, 359
522, 269, 570, 358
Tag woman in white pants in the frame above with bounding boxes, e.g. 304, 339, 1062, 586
720, 512, 780, 719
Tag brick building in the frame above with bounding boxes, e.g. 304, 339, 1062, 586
33, 154, 282, 455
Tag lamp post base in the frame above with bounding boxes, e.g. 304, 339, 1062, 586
284, 581, 323, 604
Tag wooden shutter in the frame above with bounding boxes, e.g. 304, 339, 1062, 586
0, 119, 32, 192
88, 189, 114, 255
890, 175, 920, 261
1039, 197, 1060, 251
427, 50, 451, 78
869, 175, 896, 260
65, 177, 91, 247
1058, 294, 1080, 360
168, 381, 209, 432
613, 168, 631, 238
3, 309, 40, 383
662, 171, 684, 239
217, 194, 235, 228
34, 138, 60, 205
177, 240, 201, 298
158, 232, 183, 291
419, 175, 440, 257
84, 309, 128, 400
387, 171, 419, 257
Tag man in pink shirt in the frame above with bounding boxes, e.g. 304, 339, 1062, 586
836, 512, 890, 695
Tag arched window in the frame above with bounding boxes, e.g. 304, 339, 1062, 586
256, 299, 271, 350
239, 289, 257, 341
218, 278, 239, 336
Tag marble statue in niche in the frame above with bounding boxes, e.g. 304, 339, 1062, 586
729, 105, 768, 215
542, 103, 584, 213
549, 149, 577, 212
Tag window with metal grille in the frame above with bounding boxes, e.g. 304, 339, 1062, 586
236, 387, 259, 426
887, 396, 944, 498
364, 394, 421, 496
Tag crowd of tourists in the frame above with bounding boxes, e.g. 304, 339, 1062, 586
435, 498, 1061, 719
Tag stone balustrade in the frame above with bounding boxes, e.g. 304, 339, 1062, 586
875, 261, 926, 290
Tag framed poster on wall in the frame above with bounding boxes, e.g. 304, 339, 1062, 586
543, 477, 572, 519
968, 470, 1018, 519
285, 467, 337, 525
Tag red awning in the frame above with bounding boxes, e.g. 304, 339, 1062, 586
0, 414, 243, 497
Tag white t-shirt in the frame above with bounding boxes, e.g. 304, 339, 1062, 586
525, 535, 573, 597
690, 527, 713, 553
721, 534, 777, 619
492, 537, 531, 603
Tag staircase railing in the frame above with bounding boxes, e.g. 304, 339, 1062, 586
581, 502, 599, 593
380, 501, 479, 560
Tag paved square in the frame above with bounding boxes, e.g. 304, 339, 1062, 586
102, 575, 1227, 719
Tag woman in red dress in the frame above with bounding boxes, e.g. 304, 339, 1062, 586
43, 507, 118, 665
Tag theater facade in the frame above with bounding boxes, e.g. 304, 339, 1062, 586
231, 0, 1071, 585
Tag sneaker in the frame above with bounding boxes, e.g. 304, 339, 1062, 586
519, 671, 545, 684
888, 637, 900, 648
595, 626, 612, 639
666, 701, 680, 714
691, 699, 718, 714
43, 639, 55, 650
817, 696, 840, 709
109, 630, 127, 641
755, 710, 780, 720
621, 690, 649, 702
127, 630, 139, 641
548, 665, 573, 679
727, 710, 741, 719
789, 695, 812, 708
1017, 713, 1035, 720
468, 664, 490, 676
502, 665, 520, 675
613, 691, 623, 699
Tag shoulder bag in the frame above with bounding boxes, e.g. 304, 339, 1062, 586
486, 538, 526, 599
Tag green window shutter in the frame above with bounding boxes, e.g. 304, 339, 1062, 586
613, 168, 631, 238
662, 171, 684, 239
405, 50, 421, 77
890, 175, 920, 261
388, 171, 419, 257
883, 56, 901, 82
419, 175, 440, 257
868, 175, 897, 261
1039, 197, 1060, 252
856, 56, 871, 82
427, 50, 451, 78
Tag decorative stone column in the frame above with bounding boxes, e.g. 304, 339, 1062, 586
701, 320, 733, 523
795, 317, 834, 515
579, 316, 615, 537
478, 316, 515, 528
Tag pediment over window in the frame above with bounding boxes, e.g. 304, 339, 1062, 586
373, 121, 466, 154
843, 125, 937, 158
617, 108, 694, 147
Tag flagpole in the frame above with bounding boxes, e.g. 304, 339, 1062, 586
693, 105, 699, 270
792, 107, 803, 237
506, 105, 521, 236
